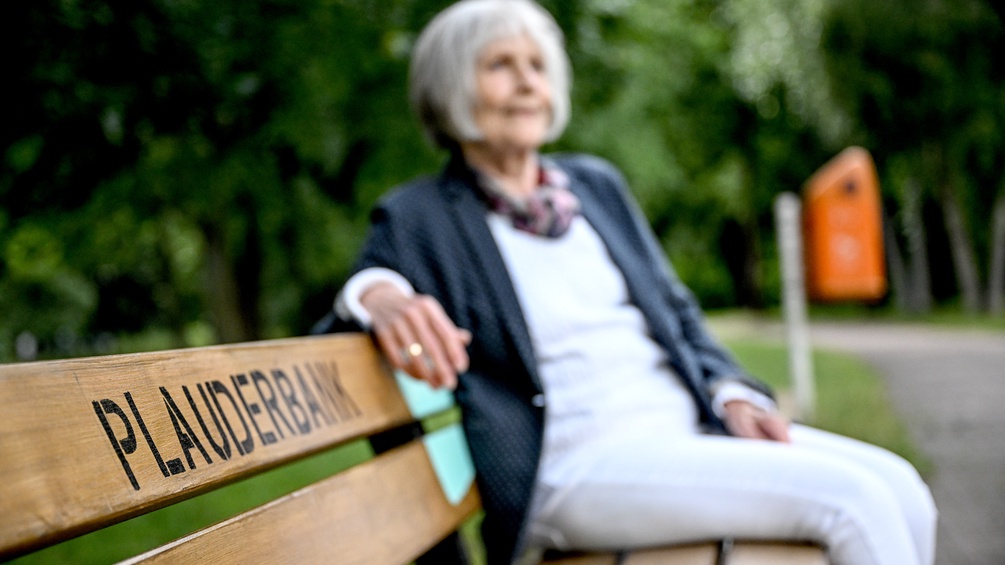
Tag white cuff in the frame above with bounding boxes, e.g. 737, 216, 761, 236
334, 267, 415, 329
711, 380, 777, 418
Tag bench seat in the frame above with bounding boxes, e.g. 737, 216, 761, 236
543, 540, 827, 564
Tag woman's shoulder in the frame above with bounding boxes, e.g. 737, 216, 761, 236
375, 172, 448, 212
377, 154, 478, 209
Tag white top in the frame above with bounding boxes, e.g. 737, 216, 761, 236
487, 214, 703, 483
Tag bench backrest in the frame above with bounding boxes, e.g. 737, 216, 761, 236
0, 333, 480, 563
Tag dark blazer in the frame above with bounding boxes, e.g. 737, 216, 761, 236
339, 153, 771, 564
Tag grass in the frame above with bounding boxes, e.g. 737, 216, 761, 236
11, 334, 926, 564
807, 302, 1005, 332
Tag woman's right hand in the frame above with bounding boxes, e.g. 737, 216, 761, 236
360, 282, 472, 389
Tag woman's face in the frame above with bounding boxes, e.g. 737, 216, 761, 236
469, 34, 552, 154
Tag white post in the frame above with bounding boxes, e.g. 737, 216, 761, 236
774, 193, 815, 421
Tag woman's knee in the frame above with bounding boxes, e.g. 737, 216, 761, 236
790, 426, 936, 524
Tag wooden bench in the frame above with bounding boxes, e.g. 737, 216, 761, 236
0, 333, 828, 564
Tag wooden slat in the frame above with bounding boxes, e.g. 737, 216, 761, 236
0, 334, 412, 559
122, 440, 481, 564
544, 541, 827, 565
542, 543, 718, 565
729, 541, 828, 565
623, 543, 720, 564
541, 554, 618, 565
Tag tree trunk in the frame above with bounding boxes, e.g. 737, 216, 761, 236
736, 216, 765, 309
156, 219, 190, 349
901, 177, 933, 313
883, 211, 909, 312
739, 160, 764, 309
719, 158, 764, 309
202, 216, 261, 343
988, 190, 1005, 315
940, 177, 983, 312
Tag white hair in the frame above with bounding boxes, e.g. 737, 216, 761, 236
409, 0, 571, 148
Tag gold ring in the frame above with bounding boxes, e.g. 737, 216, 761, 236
407, 342, 424, 357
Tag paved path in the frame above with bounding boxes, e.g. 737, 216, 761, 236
807, 322, 1005, 565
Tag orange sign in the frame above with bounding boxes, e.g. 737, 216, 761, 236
802, 147, 887, 302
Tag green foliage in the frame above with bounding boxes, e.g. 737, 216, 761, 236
2, 0, 449, 358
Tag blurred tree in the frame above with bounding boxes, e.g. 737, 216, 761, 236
1, 0, 447, 358
822, 0, 1005, 313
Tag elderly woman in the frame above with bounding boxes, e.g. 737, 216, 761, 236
330, 1, 937, 564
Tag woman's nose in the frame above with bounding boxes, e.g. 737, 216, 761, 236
515, 63, 538, 89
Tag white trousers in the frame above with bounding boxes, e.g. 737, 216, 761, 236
527, 425, 937, 565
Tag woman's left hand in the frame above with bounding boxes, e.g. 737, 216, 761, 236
723, 400, 791, 443
360, 282, 471, 390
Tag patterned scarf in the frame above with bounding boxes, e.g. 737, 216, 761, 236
475, 161, 581, 238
